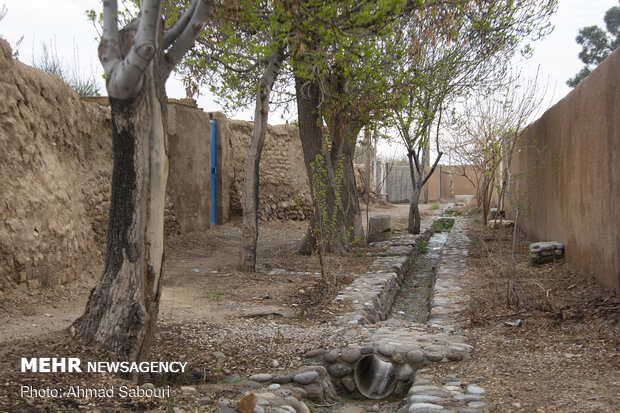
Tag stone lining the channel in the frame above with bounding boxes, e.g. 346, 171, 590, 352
238, 213, 488, 409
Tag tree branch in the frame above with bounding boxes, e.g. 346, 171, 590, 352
421, 151, 443, 187
105, 0, 162, 99
164, 0, 214, 79
412, 145, 422, 179
100, 0, 121, 77
163, 0, 198, 48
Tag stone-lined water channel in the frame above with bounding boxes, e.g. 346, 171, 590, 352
212, 215, 488, 413
390, 231, 450, 323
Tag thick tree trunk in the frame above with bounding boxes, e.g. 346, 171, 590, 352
325, 71, 365, 247
341, 141, 364, 245
296, 77, 346, 255
74, 26, 168, 365
332, 121, 364, 247
239, 51, 284, 272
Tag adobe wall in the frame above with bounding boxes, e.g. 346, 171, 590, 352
0, 36, 377, 292
440, 165, 477, 199
0, 39, 209, 291
0, 38, 112, 290
222, 116, 313, 220
168, 111, 313, 224
166, 103, 212, 233
511, 48, 620, 291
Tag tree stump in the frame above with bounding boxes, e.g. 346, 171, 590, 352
368, 215, 391, 243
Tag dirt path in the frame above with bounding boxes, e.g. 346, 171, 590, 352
0, 278, 94, 345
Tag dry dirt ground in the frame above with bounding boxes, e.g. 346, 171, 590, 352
0, 203, 618, 412
427, 219, 620, 413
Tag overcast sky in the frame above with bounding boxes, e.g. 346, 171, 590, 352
1, 0, 618, 142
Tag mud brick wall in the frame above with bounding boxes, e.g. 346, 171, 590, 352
510, 47, 620, 291
0, 38, 112, 290
0, 39, 179, 291
223, 116, 313, 221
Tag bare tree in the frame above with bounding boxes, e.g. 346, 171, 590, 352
74, 0, 213, 364
447, 71, 549, 306
446, 71, 548, 226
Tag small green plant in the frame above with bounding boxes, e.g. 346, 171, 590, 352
469, 239, 482, 246
385, 247, 397, 257
164, 396, 175, 412
210, 290, 225, 299
274, 328, 285, 343
345, 227, 364, 259
452, 210, 464, 216
418, 241, 429, 254
433, 220, 454, 232
296, 305, 308, 321
309, 145, 344, 288
430, 203, 440, 210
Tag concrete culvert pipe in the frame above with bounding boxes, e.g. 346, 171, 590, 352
353, 354, 397, 399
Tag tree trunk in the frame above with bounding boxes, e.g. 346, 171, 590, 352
74, 25, 168, 365
406, 151, 422, 234
74, 71, 167, 365
482, 173, 492, 226
341, 138, 364, 244
408, 190, 421, 234
331, 120, 364, 247
296, 76, 346, 255
325, 69, 364, 246
239, 51, 284, 272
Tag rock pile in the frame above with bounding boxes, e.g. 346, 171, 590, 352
402, 370, 488, 413
529, 241, 564, 265
258, 195, 312, 222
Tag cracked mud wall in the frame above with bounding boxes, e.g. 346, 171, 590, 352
0, 39, 180, 291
